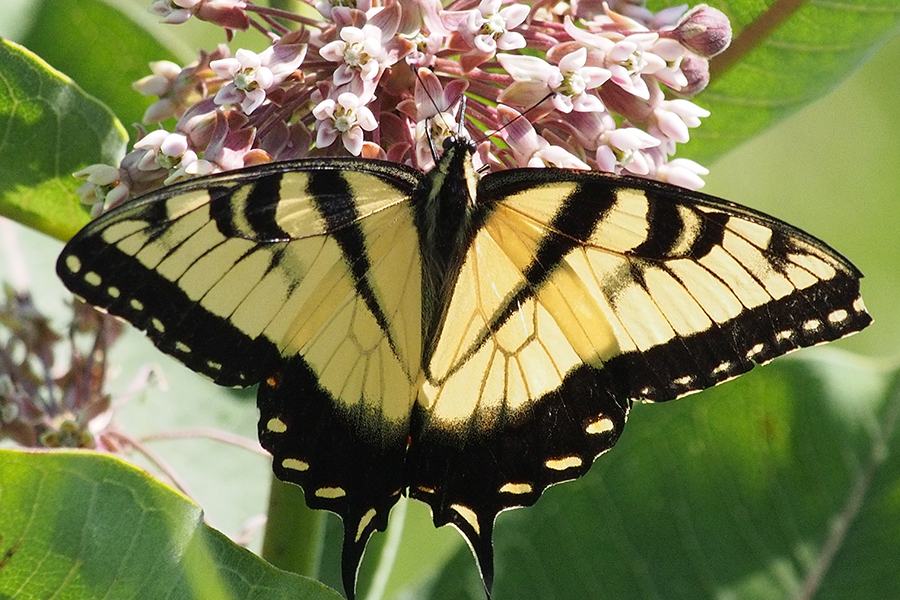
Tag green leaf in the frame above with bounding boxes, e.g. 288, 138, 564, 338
679, 0, 900, 163
0, 38, 127, 241
422, 351, 900, 599
17, 0, 185, 134
0, 449, 344, 600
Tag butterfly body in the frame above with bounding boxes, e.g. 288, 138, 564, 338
58, 137, 870, 599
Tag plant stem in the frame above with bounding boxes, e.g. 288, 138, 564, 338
261, 474, 325, 579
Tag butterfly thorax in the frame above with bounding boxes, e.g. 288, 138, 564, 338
414, 137, 484, 353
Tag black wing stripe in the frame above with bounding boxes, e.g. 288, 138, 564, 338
433, 181, 619, 377
631, 193, 684, 257
307, 171, 395, 348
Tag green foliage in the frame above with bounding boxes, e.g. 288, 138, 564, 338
675, 0, 900, 163
0, 39, 126, 240
18, 0, 183, 133
0, 450, 344, 600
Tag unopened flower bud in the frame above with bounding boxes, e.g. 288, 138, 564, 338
669, 5, 732, 58
677, 54, 710, 96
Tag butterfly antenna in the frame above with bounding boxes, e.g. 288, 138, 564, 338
456, 95, 469, 139
479, 91, 554, 146
414, 67, 454, 163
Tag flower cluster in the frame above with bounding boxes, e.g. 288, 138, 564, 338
77, 0, 732, 214
0, 286, 123, 449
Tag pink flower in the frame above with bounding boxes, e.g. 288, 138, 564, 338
498, 48, 610, 113
652, 99, 710, 144
320, 25, 387, 86
149, 0, 248, 30
398, 69, 468, 168
657, 158, 709, 190
664, 5, 732, 58
313, 92, 378, 156
499, 105, 591, 169
596, 127, 661, 175
211, 44, 306, 114
73, 164, 129, 216
315, 0, 371, 20
134, 130, 191, 171
89, 0, 730, 204
444, 0, 530, 71
149, 0, 199, 25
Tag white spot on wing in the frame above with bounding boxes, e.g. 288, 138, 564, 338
65, 255, 82, 274
175, 341, 191, 353
585, 416, 615, 434
673, 375, 693, 386
803, 319, 821, 332
746, 343, 765, 359
499, 482, 533, 495
282, 458, 308, 471
107, 286, 120, 298
356, 508, 377, 542
776, 330, 793, 342
828, 309, 848, 324
853, 296, 866, 313
712, 361, 731, 375
545, 456, 583, 471
316, 487, 346, 499
151, 318, 165, 333
130, 299, 144, 311
267, 417, 287, 433
451, 504, 481, 535
84, 271, 101, 286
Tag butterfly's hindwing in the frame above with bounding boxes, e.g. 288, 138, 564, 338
409, 365, 628, 590
258, 356, 408, 598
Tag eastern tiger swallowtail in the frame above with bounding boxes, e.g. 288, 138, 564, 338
57, 135, 871, 598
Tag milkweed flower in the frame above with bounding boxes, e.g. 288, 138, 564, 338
77, 0, 733, 210
313, 92, 379, 156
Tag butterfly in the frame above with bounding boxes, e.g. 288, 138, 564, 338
57, 134, 871, 598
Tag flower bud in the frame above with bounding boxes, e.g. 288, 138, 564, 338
669, 5, 732, 58
677, 54, 710, 96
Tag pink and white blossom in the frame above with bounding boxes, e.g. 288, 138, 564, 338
83, 0, 731, 211
149, 0, 200, 24
444, 0, 530, 70
211, 44, 306, 114
596, 127, 661, 175
499, 106, 591, 169
321, 25, 384, 85
498, 48, 610, 113
652, 98, 710, 144
313, 92, 378, 156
